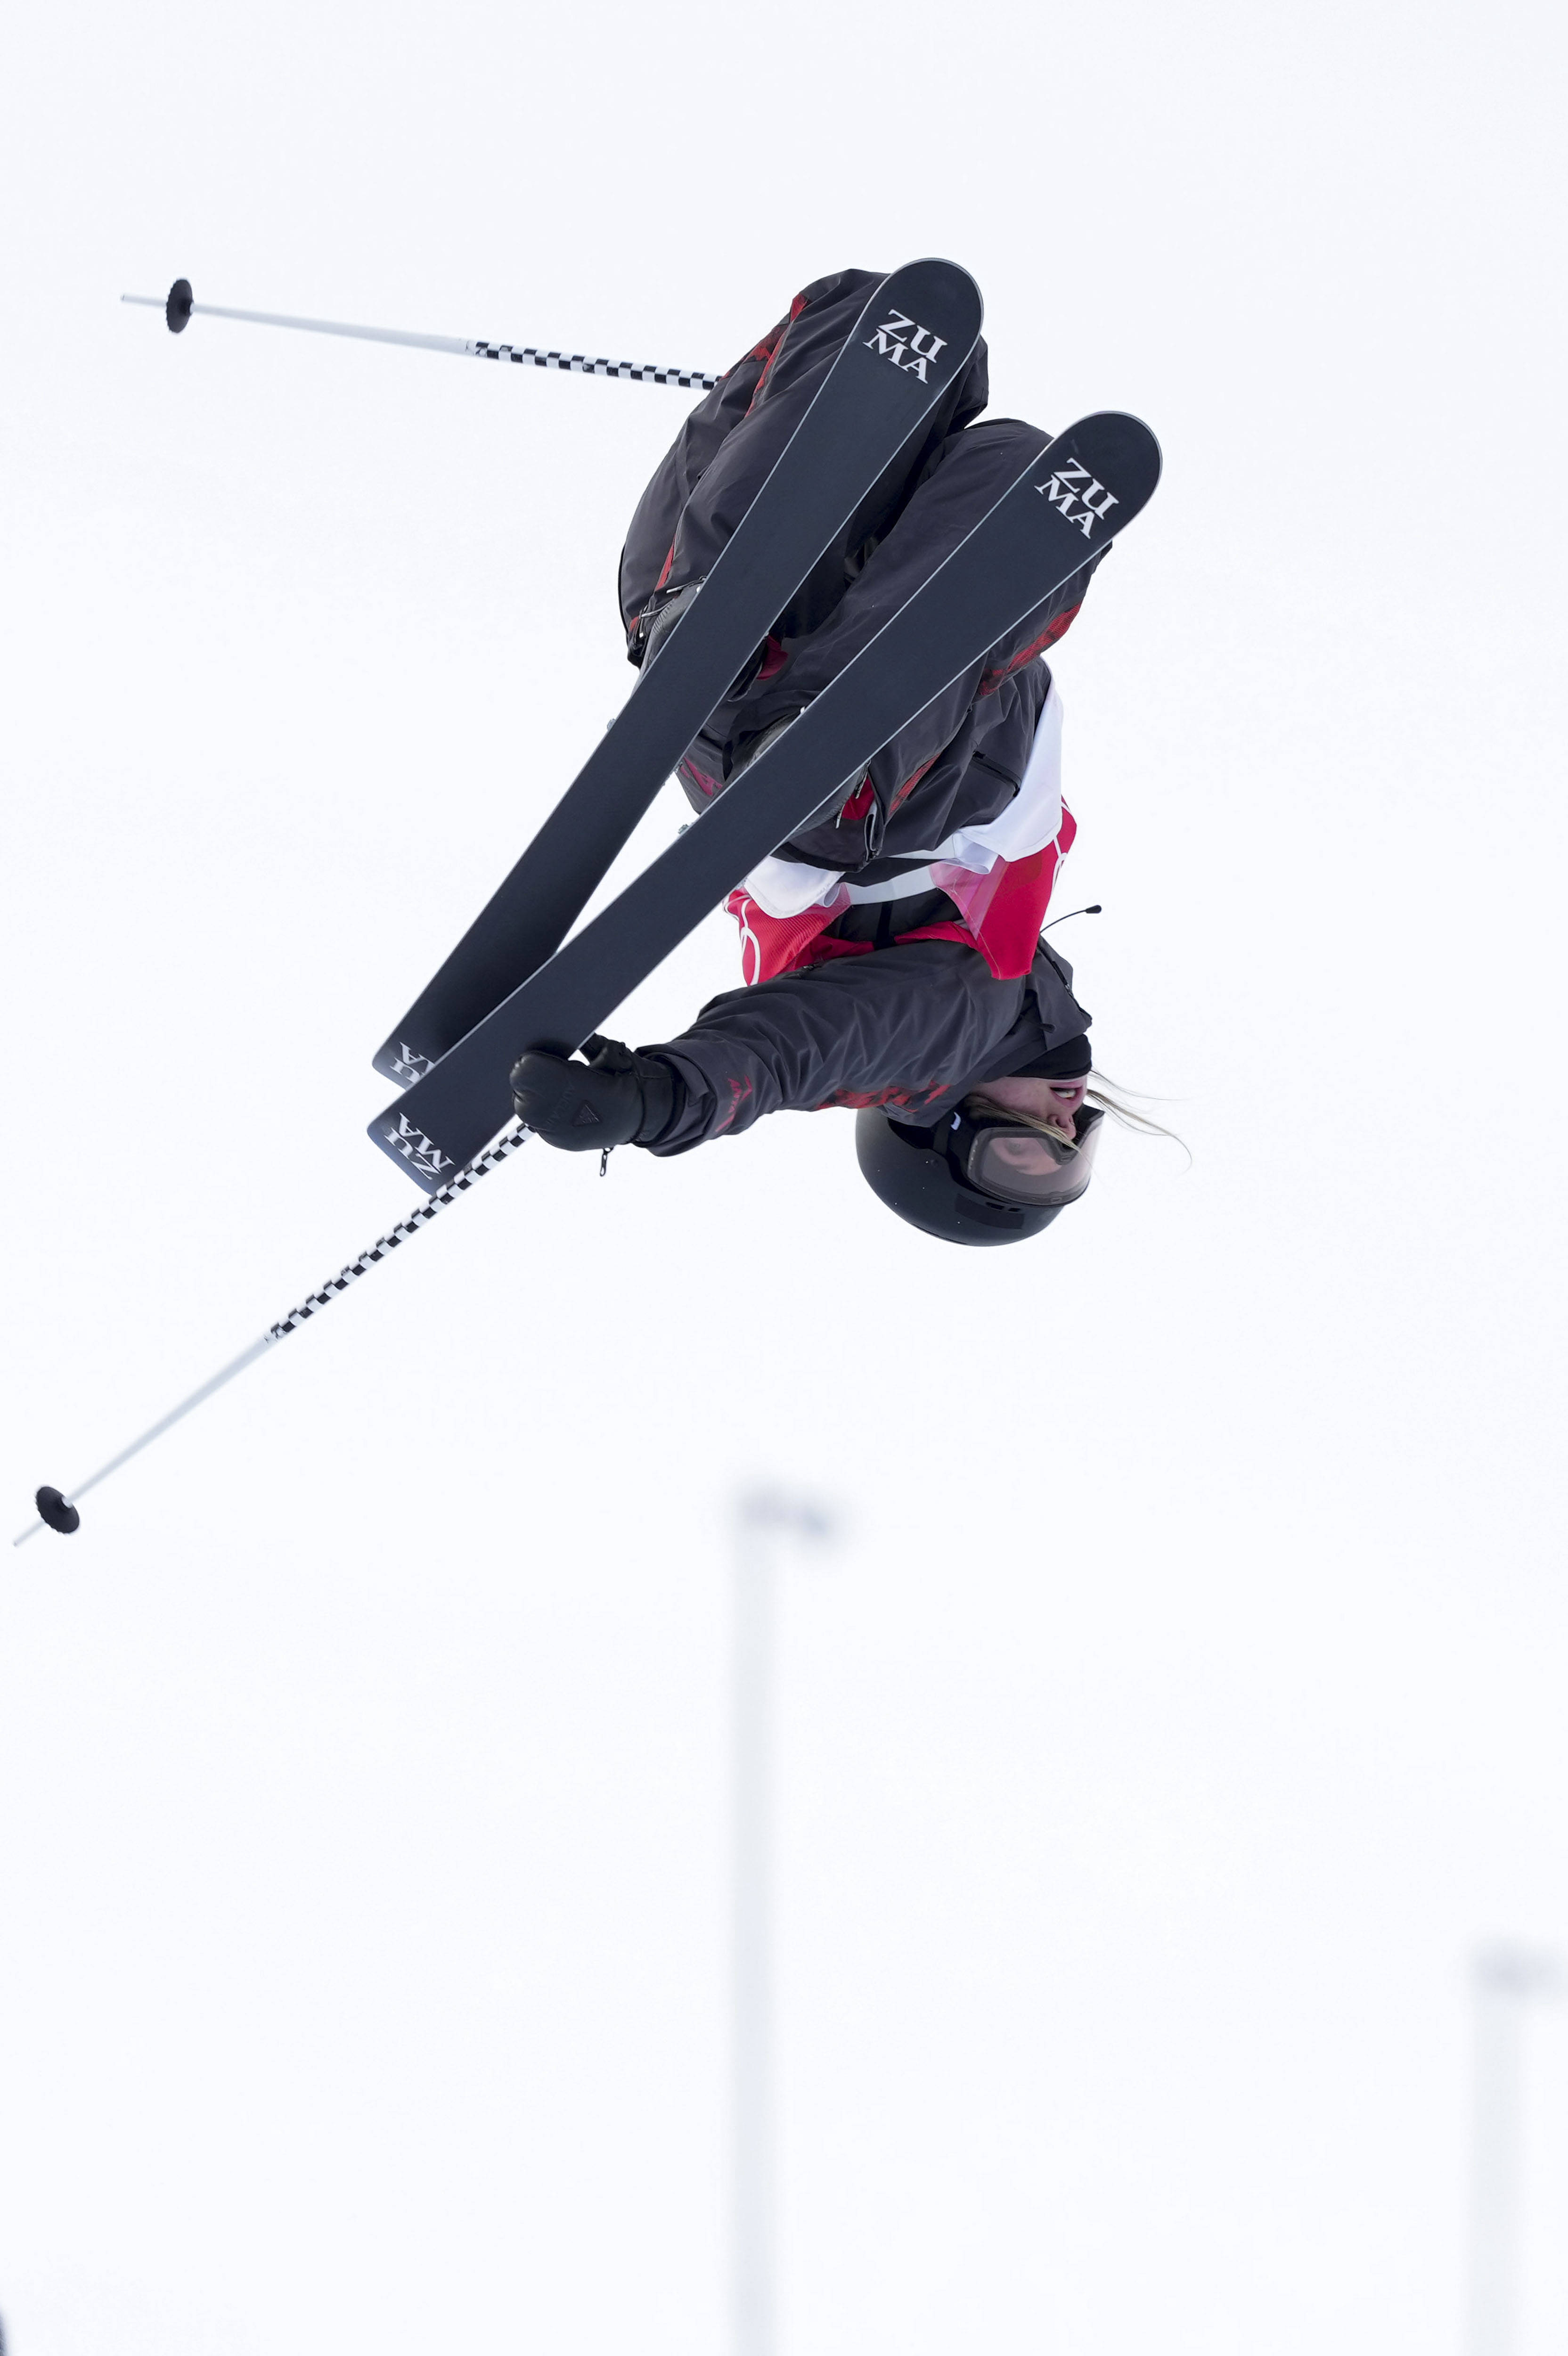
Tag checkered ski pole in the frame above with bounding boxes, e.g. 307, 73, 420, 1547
122, 278, 721, 391
11, 1125, 532, 1546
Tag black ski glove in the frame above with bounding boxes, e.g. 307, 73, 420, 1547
510, 1035, 679, 1151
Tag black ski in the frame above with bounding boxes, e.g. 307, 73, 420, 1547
370, 412, 1161, 1192
372, 258, 985, 1087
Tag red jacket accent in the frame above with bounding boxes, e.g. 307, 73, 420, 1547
979, 604, 1082, 694
744, 290, 811, 417
724, 805, 1076, 988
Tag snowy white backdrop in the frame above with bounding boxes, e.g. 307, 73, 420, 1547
3, 1, 1567, 2351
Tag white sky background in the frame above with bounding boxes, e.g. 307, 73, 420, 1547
3, 0, 1567, 2350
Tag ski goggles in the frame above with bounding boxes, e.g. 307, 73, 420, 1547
948, 1101, 1105, 1211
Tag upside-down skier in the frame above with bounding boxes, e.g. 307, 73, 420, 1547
512, 267, 1129, 1247
16, 257, 1164, 1544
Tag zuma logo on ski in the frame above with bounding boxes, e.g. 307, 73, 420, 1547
387, 1041, 434, 1082
383, 1112, 454, 1179
864, 313, 948, 382
1035, 461, 1118, 539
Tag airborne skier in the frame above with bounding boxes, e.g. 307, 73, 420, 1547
18, 260, 1161, 1541
511, 267, 1117, 1246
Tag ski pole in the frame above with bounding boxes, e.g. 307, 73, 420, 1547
122, 278, 721, 390
12, 1124, 531, 1546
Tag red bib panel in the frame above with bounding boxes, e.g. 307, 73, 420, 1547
725, 805, 1076, 986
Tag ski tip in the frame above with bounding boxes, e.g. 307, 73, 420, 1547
371, 1036, 429, 1089
1048, 411, 1163, 519
878, 257, 984, 343
35, 1486, 81, 1536
366, 1107, 454, 1194
166, 278, 193, 334
898, 255, 980, 289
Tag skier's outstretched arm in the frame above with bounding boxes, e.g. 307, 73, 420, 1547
510, 939, 1091, 1158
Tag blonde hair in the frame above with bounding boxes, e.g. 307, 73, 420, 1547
1084, 1071, 1189, 1160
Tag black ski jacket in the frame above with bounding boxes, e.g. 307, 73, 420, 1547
618, 267, 1109, 878
641, 926, 1091, 1155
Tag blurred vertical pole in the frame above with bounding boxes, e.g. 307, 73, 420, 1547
731, 1491, 833, 2356
1462, 1945, 1561, 2356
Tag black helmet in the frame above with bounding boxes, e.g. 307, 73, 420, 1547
855, 1102, 1104, 1247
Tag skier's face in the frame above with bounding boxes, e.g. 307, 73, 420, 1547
968, 1072, 1089, 1146
952, 1087, 1105, 1211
